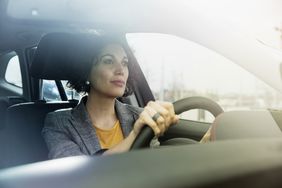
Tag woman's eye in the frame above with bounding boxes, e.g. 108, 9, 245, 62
103, 58, 114, 64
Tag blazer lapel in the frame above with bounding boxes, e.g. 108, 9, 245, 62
115, 100, 138, 137
70, 97, 101, 155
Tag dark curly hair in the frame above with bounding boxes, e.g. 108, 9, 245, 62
67, 33, 134, 97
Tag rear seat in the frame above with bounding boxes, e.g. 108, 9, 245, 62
0, 33, 96, 168
0, 100, 77, 168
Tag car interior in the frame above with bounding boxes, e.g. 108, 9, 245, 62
2, 31, 282, 188
0, 31, 213, 168
2, 0, 282, 188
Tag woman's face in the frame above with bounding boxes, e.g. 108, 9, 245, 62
88, 43, 129, 98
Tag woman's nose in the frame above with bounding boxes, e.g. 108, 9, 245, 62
114, 62, 124, 75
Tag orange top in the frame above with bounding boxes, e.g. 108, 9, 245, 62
94, 121, 124, 149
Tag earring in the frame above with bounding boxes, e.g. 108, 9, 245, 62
85, 80, 90, 85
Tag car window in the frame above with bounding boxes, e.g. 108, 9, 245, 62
61, 80, 81, 100
126, 33, 282, 123
42, 80, 61, 101
5, 55, 22, 88
42, 80, 82, 101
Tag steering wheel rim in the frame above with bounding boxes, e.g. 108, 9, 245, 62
130, 96, 224, 150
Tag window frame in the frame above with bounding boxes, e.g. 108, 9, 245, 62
0, 51, 23, 97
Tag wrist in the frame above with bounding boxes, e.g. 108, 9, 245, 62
129, 130, 138, 140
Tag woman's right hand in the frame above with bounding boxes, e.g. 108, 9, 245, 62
132, 101, 179, 137
104, 101, 179, 155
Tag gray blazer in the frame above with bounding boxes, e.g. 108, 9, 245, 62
42, 97, 142, 159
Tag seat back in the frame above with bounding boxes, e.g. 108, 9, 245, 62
0, 33, 102, 168
0, 100, 77, 169
0, 97, 26, 130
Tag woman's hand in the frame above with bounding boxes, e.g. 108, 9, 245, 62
103, 101, 179, 155
132, 101, 179, 137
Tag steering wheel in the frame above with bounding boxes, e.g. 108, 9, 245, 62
130, 96, 224, 149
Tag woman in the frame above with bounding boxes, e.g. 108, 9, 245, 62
42, 34, 179, 158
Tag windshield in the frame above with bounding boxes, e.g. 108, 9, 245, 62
127, 33, 282, 122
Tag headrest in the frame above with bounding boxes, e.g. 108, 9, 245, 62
30, 32, 98, 80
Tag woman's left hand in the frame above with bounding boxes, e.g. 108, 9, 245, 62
132, 101, 179, 137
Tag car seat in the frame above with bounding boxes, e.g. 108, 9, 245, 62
0, 33, 97, 168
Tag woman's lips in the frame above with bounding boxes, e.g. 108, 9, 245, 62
110, 80, 125, 87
